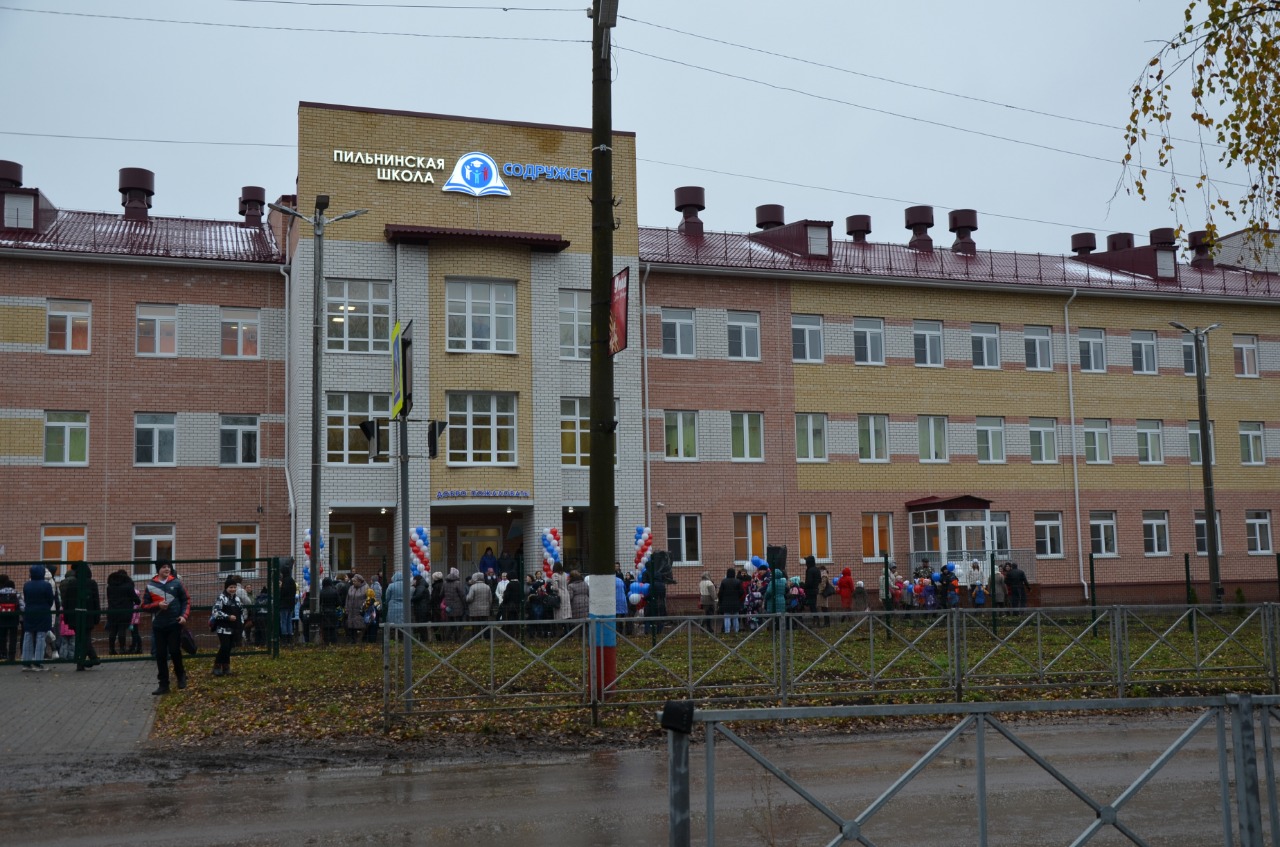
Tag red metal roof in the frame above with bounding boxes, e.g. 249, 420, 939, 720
0, 210, 282, 264
385, 224, 570, 253
638, 227, 1280, 299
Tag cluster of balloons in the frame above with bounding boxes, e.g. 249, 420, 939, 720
628, 562, 650, 606
541, 527, 562, 575
409, 526, 431, 572
633, 525, 653, 569
302, 527, 324, 566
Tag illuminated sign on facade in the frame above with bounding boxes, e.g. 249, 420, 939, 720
332, 149, 444, 184
442, 152, 510, 197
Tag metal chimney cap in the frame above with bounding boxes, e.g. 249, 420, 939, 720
1071, 232, 1097, 255
673, 186, 705, 213
118, 167, 155, 196
905, 205, 934, 229
845, 214, 871, 236
0, 160, 23, 188
755, 204, 785, 230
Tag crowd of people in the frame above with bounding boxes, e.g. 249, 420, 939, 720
879, 558, 1031, 613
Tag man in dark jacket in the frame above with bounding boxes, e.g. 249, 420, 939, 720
803, 555, 822, 621
59, 561, 101, 670
318, 578, 342, 645
717, 567, 742, 633
279, 568, 298, 645
140, 558, 190, 695
1005, 562, 1030, 609
21, 565, 55, 671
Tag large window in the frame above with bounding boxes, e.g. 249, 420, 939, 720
1089, 511, 1118, 557
792, 315, 823, 363
1240, 421, 1266, 465
661, 308, 695, 357
727, 311, 760, 360
327, 393, 391, 465
667, 515, 702, 565
558, 290, 590, 360
914, 320, 943, 367
1084, 419, 1112, 464
862, 512, 893, 561
1188, 420, 1216, 465
136, 304, 177, 357
560, 398, 617, 467
1143, 510, 1170, 556
45, 411, 88, 465
1246, 510, 1273, 554
664, 411, 697, 460
132, 524, 174, 577
1078, 328, 1106, 372
976, 416, 1005, 463
795, 413, 827, 462
41, 526, 86, 575
731, 411, 764, 462
918, 416, 948, 462
733, 513, 767, 563
446, 393, 516, 465
1195, 510, 1224, 556
798, 513, 832, 562
135, 413, 176, 466
854, 318, 884, 365
1034, 512, 1063, 558
1024, 325, 1052, 371
1234, 334, 1259, 377
1131, 330, 1157, 374
218, 524, 258, 572
47, 300, 90, 353
1137, 420, 1164, 465
220, 415, 260, 466
329, 279, 392, 353
858, 414, 888, 462
446, 279, 513, 353
972, 322, 1000, 369
1029, 418, 1058, 463
221, 308, 260, 358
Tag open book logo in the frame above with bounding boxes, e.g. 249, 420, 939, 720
442, 152, 510, 197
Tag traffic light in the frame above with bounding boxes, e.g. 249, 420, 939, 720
358, 419, 381, 458
427, 419, 447, 459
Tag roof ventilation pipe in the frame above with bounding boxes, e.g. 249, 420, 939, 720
1189, 230, 1215, 270
674, 186, 705, 237
905, 205, 934, 251
846, 214, 871, 245
755, 204, 784, 231
948, 209, 977, 254
119, 167, 155, 222
239, 186, 266, 226
1106, 232, 1134, 251
1071, 233, 1096, 256
0, 160, 23, 188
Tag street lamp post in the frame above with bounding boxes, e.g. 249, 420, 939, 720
1170, 320, 1223, 611
270, 196, 368, 614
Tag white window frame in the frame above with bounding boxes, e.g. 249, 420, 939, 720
795, 413, 827, 462
446, 392, 517, 465
1143, 510, 1170, 556
854, 317, 885, 365
221, 308, 260, 358
558, 290, 590, 360
798, 513, 832, 563
47, 300, 90, 354
1195, 511, 1224, 556
1131, 330, 1158, 374
858, 413, 888, 462
327, 393, 392, 465
666, 514, 702, 565
661, 308, 695, 358
135, 413, 176, 466
218, 523, 259, 573
45, 411, 88, 466
727, 311, 761, 361
918, 415, 948, 463
3, 192, 34, 228
1029, 418, 1058, 464
792, 314, 824, 363
41, 525, 87, 575
730, 411, 764, 462
976, 416, 1005, 463
972, 322, 1000, 369
446, 279, 514, 354
132, 524, 175, 577
1089, 511, 1118, 557
1188, 420, 1216, 466
1181, 332, 1205, 376
1034, 512, 1064, 558
664, 410, 698, 461
862, 512, 893, 561
1078, 328, 1106, 373
914, 320, 943, 367
1234, 334, 1260, 378
1024, 325, 1052, 371
1137, 420, 1164, 465
1247, 510, 1273, 555
733, 513, 768, 564
556, 397, 617, 468
136, 304, 177, 357
220, 414, 260, 466
1240, 421, 1266, 466
1084, 419, 1112, 464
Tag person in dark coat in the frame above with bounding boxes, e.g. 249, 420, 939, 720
210, 575, 244, 677
0, 574, 19, 662
803, 555, 821, 621
279, 568, 298, 644
105, 569, 138, 656
21, 564, 55, 671
59, 562, 102, 670
1005, 562, 1030, 609
410, 574, 431, 626
441, 568, 468, 641
718, 567, 743, 633
140, 558, 190, 694
318, 578, 341, 645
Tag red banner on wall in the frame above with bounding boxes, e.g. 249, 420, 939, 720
608, 266, 629, 356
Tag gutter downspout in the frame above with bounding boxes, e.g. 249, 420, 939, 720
280, 216, 298, 524
639, 263, 652, 530
1064, 289, 1087, 601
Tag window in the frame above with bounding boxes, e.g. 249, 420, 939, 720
918, 416, 948, 462
446, 393, 516, 464
446, 279, 513, 353
326, 279, 392, 353
792, 315, 823, 363
1181, 332, 1204, 376
666, 515, 702, 565
221, 308, 260, 358
47, 300, 90, 353
727, 311, 760, 360
798, 514, 831, 562
914, 320, 943, 366
1234, 334, 1259, 377
41, 526, 86, 575
730, 411, 764, 461
806, 225, 830, 256
1246, 510, 1273, 554
135, 413, 176, 466
972, 322, 1000, 369
1143, 510, 1170, 556
1029, 418, 1058, 463
854, 318, 885, 365
862, 512, 893, 561
1024, 326, 1052, 371
858, 414, 888, 462
136, 305, 176, 356
1188, 420, 1216, 465
327, 393, 391, 465
1089, 511, 1118, 557
218, 524, 258, 572
1137, 420, 1164, 465
1034, 512, 1063, 558
561, 398, 617, 466
1195, 510, 1224, 556
1131, 330, 1158, 374
558, 290, 590, 360
3, 192, 33, 227
661, 308, 695, 357
220, 415, 260, 466
733, 513, 767, 563
795, 413, 827, 462
1078, 328, 1106, 372
132, 524, 174, 577
1084, 419, 1111, 464
45, 411, 88, 465
1240, 421, 1266, 465
976, 416, 1005, 463
664, 411, 697, 460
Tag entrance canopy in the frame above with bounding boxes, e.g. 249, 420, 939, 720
905, 494, 992, 512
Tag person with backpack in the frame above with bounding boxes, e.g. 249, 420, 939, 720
140, 558, 190, 694
21, 564, 55, 671
105, 569, 138, 656
210, 576, 244, 677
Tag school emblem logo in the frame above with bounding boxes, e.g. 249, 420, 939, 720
442, 152, 510, 197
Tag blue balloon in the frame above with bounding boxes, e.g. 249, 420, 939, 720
932, 573, 941, 582
636, 525, 644, 534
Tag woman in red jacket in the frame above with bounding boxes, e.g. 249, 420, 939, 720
836, 567, 855, 613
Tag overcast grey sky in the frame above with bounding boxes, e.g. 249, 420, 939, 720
0, 0, 1226, 255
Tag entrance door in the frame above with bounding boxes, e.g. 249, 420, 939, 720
458, 526, 502, 574
945, 521, 988, 564
330, 522, 354, 575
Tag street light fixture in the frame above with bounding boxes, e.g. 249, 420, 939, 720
270, 196, 368, 613
1170, 320, 1223, 610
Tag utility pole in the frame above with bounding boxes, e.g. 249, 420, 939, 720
1171, 321, 1223, 611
